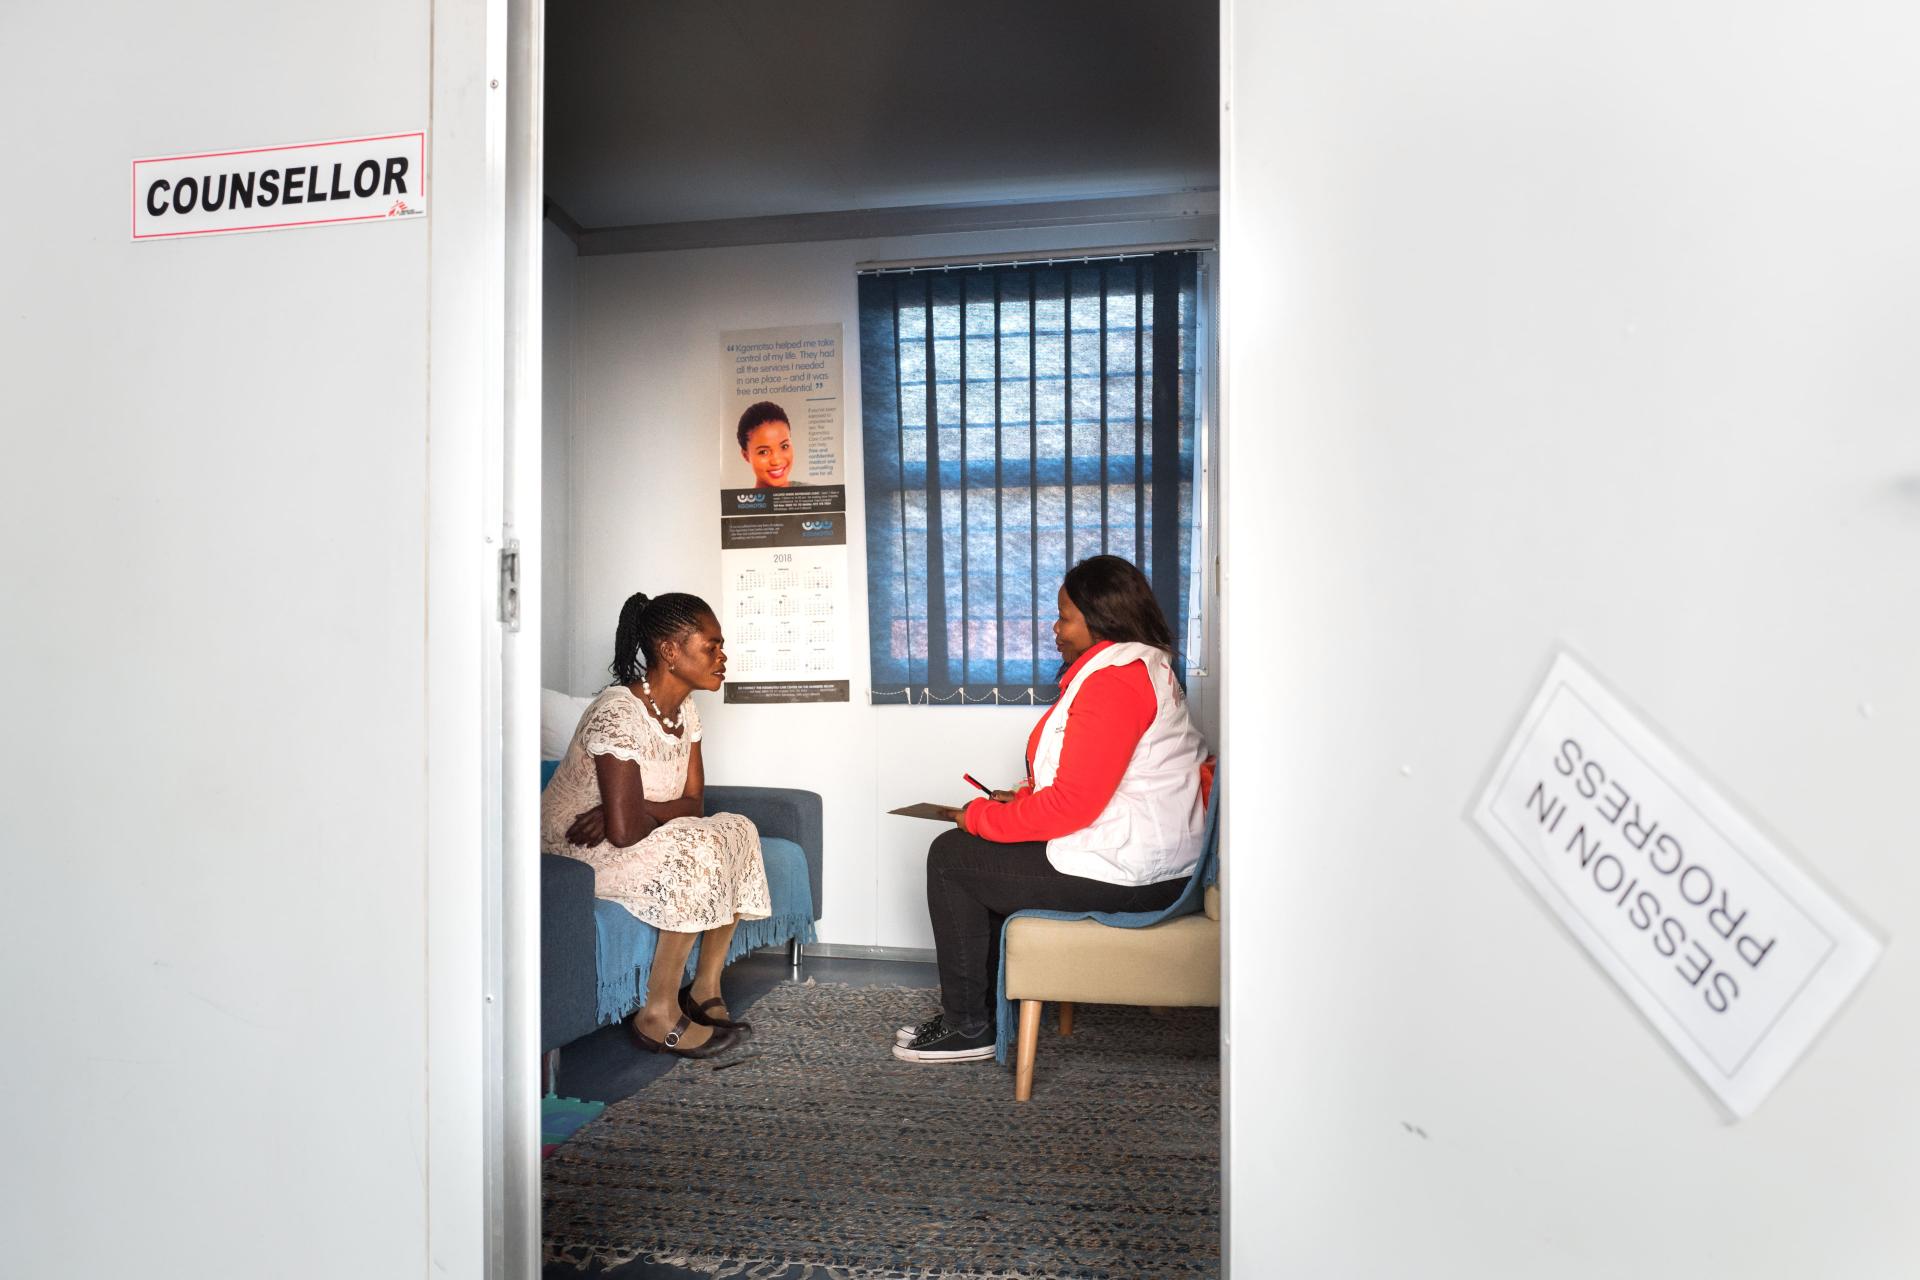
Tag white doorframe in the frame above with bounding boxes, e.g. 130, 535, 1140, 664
1214, 2, 1234, 1271
425, 0, 543, 1273
496, 0, 546, 1272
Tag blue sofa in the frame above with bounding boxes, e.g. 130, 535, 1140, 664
540, 761, 823, 1051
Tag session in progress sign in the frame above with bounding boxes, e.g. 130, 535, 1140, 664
1473, 652, 1880, 1119
133, 132, 427, 240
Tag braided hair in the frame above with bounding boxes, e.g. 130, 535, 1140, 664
609, 591, 716, 685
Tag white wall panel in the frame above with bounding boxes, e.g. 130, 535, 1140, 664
544, 221, 579, 689
0, 0, 494, 1273
1221, 3, 1920, 1274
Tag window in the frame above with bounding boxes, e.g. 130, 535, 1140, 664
859, 251, 1203, 703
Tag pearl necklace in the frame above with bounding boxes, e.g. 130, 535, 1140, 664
638, 672, 683, 731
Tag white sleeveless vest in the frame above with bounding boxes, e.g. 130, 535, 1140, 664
1033, 641, 1208, 886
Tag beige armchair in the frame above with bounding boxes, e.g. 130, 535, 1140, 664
1003, 881, 1221, 1101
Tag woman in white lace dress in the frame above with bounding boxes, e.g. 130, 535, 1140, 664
541, 591, 770, 1058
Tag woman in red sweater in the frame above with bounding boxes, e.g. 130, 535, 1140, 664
894, 555, 1210, 1063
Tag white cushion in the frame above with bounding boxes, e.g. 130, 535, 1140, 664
540, 687, 595, 760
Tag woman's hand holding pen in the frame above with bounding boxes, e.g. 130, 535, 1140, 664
963, 773, 1018, 805
953, 774, 1021, 831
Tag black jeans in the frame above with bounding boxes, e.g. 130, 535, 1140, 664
925, 827, 1187, 1032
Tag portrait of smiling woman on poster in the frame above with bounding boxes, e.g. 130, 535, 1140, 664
737, 400, 800, 488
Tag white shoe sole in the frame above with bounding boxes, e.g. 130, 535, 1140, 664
891, 1041, 995, 1063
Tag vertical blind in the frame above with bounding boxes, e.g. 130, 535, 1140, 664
859, 251, 1199, 703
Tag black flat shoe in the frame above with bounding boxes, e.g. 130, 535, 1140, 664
630, 1012, 737, 1059
680, 983, 753, 1033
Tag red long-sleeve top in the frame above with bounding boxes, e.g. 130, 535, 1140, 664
962, 640, 1158, 843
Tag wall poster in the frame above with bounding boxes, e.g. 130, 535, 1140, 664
1472, 652, 1882, 1119
718, 324, 850, 703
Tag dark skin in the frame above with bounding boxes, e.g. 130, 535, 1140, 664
569, 611, 739, 1047
565, 732, 704, 846
941, 585, 1094, 829
565, 612, 729, 845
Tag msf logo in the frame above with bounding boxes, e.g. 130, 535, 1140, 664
800, 520, 834, 537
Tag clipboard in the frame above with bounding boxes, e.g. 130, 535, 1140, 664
887, 802, 962, 821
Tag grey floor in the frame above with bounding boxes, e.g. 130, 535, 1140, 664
543, 951, 938, 1280
549, 951, 934, 1105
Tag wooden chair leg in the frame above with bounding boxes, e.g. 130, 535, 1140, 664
1057, 1001, 1075, 1037
1015, 999, 1041, 1101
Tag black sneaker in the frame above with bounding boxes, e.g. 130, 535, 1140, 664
894, 1013, 942, 1047
891, 1014, 995, 1063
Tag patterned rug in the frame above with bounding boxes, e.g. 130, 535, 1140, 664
543, 981, 1220, 1278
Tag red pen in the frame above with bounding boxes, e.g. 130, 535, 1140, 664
962, 773, 992, 796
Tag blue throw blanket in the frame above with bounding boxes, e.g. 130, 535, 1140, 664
991, 771, 1222, 1064
592, 834, 819, 1026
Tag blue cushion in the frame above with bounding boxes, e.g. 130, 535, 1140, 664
541, 855, 598, 1051
590, 835, 818, 1025
541, 758, 561, 790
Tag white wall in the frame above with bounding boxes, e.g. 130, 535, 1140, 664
560, 217, 1215, 948
544, 220, 579, 688
0, 2, 494, 1274
1222, 3, 1920, 1275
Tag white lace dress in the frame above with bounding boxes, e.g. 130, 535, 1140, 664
540, 686, 771, 932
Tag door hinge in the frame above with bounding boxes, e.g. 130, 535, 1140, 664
498, 537, 521, 632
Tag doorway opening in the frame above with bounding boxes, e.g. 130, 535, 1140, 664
523, 3, 1223, 1274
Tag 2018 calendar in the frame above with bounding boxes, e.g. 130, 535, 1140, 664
718, 486, 851, 703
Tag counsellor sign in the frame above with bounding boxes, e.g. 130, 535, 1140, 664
133, 132, 426, 241
1473, 652, 1881, 1119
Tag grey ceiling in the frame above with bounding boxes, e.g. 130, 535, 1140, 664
544, 0, 1219, 230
